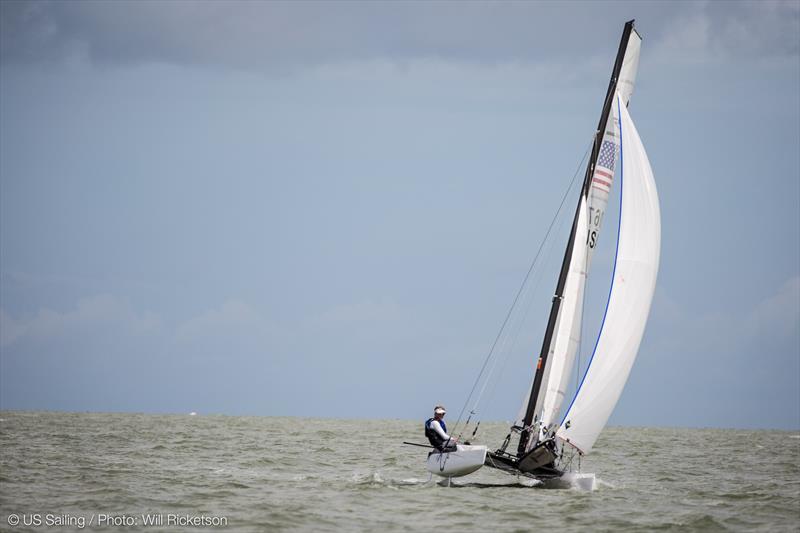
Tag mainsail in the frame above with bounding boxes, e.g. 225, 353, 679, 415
516, 22, 643, 454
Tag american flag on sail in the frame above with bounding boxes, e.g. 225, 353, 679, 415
591, 139, 616, 193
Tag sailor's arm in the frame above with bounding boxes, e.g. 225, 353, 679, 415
430, 420, 456, 444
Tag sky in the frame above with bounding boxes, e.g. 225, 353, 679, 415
1, 0, 798, 430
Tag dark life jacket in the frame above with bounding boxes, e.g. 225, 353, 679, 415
424, 417, 448, 449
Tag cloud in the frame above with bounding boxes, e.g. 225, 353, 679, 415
0, 294, 161, 348
747, 275, 800, 341
0, 293, 422, 361
173, 299, 274, 345
3, 1, 796, 72
649, 275, 800, 357
620, 275, 800, 428
651, 0, 799, 64
315, 298, 410, 335
0, 309, 25, 347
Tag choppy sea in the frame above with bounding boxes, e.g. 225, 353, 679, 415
0, 412, 798, 532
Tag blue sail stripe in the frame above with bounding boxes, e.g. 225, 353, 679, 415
559, 94, 625, 427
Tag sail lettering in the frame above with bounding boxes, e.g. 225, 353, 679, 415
594, 209, 604, 227
586, 230, 597, 248
588, 207, 604, 227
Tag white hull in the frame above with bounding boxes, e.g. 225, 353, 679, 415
425, 445, 487, 478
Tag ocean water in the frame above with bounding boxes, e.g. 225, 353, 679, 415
0, 412, 798, 532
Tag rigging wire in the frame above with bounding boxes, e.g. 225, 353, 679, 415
477, 169, 579, 422
451, 138, 595, 439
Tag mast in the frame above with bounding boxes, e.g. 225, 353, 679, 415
517, 20, 636, 456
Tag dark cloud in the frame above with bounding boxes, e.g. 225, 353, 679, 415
2, 1, 797, 71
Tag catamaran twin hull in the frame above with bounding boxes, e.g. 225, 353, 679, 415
424, 441, 560, 479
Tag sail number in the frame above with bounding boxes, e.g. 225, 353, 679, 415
586, 208, 604, 249
587, 229, 598, 248
589, 207, 604, 227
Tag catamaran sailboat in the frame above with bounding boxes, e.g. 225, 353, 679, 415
423, 20, 660, 483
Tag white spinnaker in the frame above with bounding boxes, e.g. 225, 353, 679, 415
556, 93, 660, 454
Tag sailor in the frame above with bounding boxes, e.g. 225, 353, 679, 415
425, 405, 457, 452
